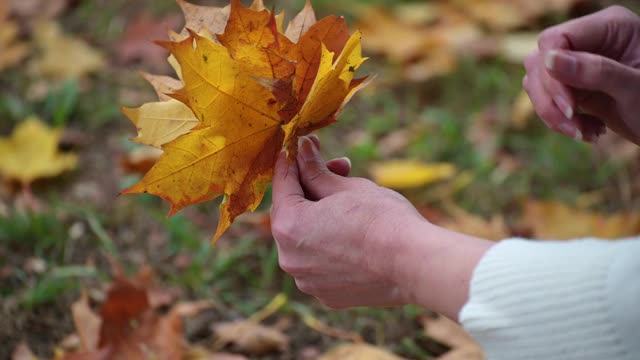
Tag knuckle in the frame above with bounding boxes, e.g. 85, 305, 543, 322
539, 108, 557, 124
295, 279, 316, 295
278, 257, 298, 275
271, 215, 297, 245
537, 28, 557, 49
524, 51, 538, 70
323, 300, 347, 310
606, 5, 633, 19
522, 76, 530, 90
303, 164, 330, 183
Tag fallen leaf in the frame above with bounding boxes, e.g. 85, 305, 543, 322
186, 346, 248, 360
439, 205, 510, 241
212, 320, 289, 355
451, 0, 582, 32
0, 117, 77, 185
71, 291, 101, 352
60, 265, 213, 360
117, 13, 181, 71
510, 89, 535, 130
119, 147, 163, 175
8, 0, 68, 19
520, 200, 640, 240
140, 72, 183, 101
421, 315, 484, 360
123, 1, 367, 241
28, 21, 104, 82
370, 160, 456, 190
0, 6, 29, 72
317, 343, 406, 360
498, 32, 538, 63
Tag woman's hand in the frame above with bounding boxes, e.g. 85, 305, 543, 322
271, 136, 425, 308
270, 136, 494, 320
524, 6, 640, 144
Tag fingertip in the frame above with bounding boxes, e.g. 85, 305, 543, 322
326, 157, 352, 177
308, 134, 320, 150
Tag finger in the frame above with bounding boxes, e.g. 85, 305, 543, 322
574, 114, 607, 143
546, 49, 640, 99
308, 134, 321, 150
272, 150, 306, 209
523, 57, 580, 139
297, 136, 353, 200
526, 49, 576, 120
326, 157, 351, 177
541, 61, 576, 121
537, 6, 637, 54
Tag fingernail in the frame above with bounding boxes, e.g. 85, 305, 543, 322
574, 128, 584, 142
546, 50, 577, 75
553, 96, 573, 120
559, 122, 577, 138
299, 136, 316, 161
338, 156, 351, 169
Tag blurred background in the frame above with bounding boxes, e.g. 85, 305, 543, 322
2, 0, 640, 359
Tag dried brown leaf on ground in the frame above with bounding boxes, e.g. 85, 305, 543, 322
439, 205, 510, 241
451, 0, 584, 31
511, 89, 535, 129
186, 346, 248, 360
211, 293, 288, 355
0, 4, 30, 72
55, 265, 214, 360
71, 291, 101, 352
211, 320, 289, 355
520, 200, 640, 240
317, 343, 407, 360
8, 0, 68, 19
357, 0, 587, 82
119, 147, 163, 175
116, 13, 182, 72
421, 315, 484, 360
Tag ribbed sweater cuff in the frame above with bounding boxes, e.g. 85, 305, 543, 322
459, 238, 634, 360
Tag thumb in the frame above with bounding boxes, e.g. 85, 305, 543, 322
545, 49, 640, 98
296, 136, 352, 200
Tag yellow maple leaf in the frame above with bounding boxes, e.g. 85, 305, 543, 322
370, 160, 456, 190
28, 21, 104, 81
0, 117, 77, 185
318, 343, 407, 360
521, 200, 640, 240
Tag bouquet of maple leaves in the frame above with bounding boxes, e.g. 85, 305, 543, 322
121, 0, 368, 242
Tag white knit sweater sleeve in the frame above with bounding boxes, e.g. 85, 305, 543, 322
459, 238, 640, 360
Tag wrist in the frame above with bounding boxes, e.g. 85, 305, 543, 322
391, 220, 495, 320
